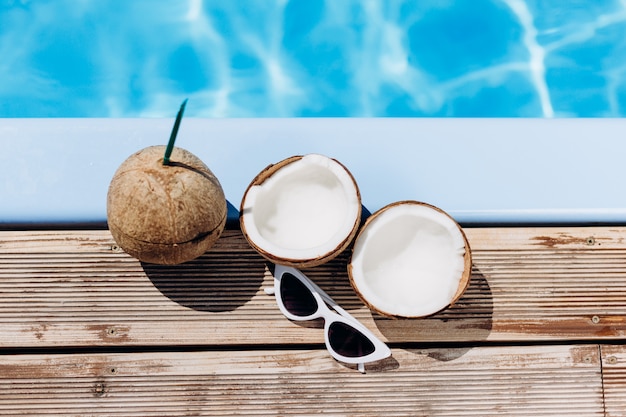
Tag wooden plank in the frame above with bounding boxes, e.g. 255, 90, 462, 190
600, 345, 626, 417
1, 227, 626, 348
0, 345, 603, 416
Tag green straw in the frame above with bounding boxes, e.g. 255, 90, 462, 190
163, 98, 188, 165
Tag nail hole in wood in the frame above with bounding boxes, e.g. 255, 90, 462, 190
93, 382, 106, 397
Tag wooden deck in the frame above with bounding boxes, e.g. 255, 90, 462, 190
1, 226, 626, 416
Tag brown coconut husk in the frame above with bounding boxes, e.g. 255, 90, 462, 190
240, 155, 362, 268
107, 145, 227, 265
348, 200, 472, 319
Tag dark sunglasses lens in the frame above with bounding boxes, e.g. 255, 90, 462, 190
328, 321, 376, 358
280, 272, 318, 317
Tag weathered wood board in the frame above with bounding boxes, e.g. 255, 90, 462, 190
0, 227, 625, 348
600, 345, 626, 417
0, 345, 603, 416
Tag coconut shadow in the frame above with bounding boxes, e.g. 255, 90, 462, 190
143, 226, 266, 313
373, 267, 494, 362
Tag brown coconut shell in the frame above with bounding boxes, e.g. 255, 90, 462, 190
240, 155, 362, 268
348, 200, 472, 319
107, 145, 227, 265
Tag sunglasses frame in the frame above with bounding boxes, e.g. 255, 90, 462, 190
273, 264, 391, 369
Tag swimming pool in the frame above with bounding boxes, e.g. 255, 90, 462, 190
2, 0, 626, 118
3, 1, 626, 227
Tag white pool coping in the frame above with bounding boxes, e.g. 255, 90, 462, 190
2, 118, 625, 226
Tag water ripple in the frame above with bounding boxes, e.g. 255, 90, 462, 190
0, 0, 624, 117
503, 0, 553, 117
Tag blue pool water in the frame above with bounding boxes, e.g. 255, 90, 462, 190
3, 0, 626, 118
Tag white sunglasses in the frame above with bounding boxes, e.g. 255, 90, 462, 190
268, 264, 391, 373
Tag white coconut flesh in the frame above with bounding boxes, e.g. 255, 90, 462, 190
241, 154, 360, 262
350, 203, 467, 318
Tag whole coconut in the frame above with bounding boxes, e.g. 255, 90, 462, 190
107, 145, 227, 265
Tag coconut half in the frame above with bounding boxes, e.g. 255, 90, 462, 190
348, 201, 471, 318
240, 154, 361, 268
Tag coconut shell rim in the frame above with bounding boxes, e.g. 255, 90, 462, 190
108, 212, 227, 265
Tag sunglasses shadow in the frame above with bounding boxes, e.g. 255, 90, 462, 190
143, 235, 266, 313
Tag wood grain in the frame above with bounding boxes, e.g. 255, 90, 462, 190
600, 345, 626, 417
0, 227, 625, 348
0, 227, 622, 416
0, 345, 603, 416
